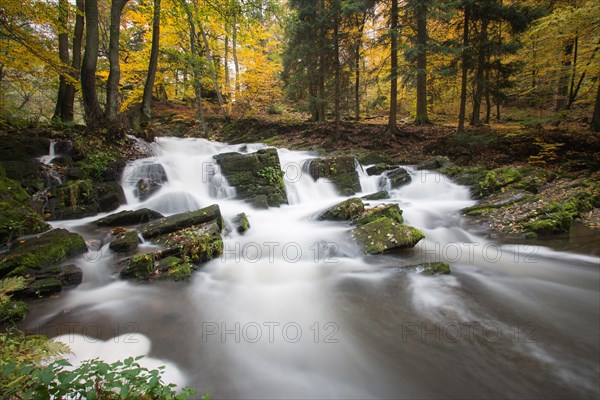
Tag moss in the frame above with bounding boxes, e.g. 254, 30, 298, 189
156, 222, 224, 264
167, 262, 193, 281
353, 203, 404, 226
157, 256, 183, 271
478, 167, 523, 196
352, 217, 425, 254
361, 191, 390, 200
319, 198, 365, 221
408, 262, 451, 276
0, 176, 49, 243
140, 204, 222, 239
308, 157, 361, 196
122, 253, 155, 280
46, 180, 99, 220
27, 278, 63, 297
0, 299, 28, 323
0, 229, 87, 278
233, 213, 250, 234
109, 231, 139, 254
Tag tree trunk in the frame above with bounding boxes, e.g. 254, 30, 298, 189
470, 19, 487, 126
232, 3, 240, 94
181, 0, 205, 132
414, 0, 430, 125
53, 0, 69, 122
198, 24, 229, 119
333, 0, 341, 139
457, 6, 469, 133
592, 79, 600, 132
224, 35, 230, 95
62, 0, 84, 123
387, 0, 399, 136
106, 0, 129, 122
141, 0, 161, 121
556, 40, 574, 111
354, 16, 365, 121
81, 0, 102, 127
317, 0, 326, 122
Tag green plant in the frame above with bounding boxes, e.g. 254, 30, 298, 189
257, 166, 284, 189
0, 277, 29, 323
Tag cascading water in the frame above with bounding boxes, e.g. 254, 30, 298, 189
23, 137, 600, 399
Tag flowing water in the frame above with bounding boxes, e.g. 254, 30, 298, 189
23, 138, 600, 399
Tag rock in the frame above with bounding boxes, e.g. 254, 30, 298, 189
357, 152, 392, 165
132, 163, 168, 201
157, 256, 183, 272
156, 257, 192, 281
45, 179, 99, 220
245, 194, 269, 209
155, 222, 223, 264
214, 148, 288, 207
0, 229, 87, 278
140, 204, 222, 239
120, 253, 155, 280
366, 164, 396, 176
319, 198, 365, 221
415, 156, 450, 171
54, 139, 74, 155
308, 156, 361, 196
406, 262, 451, 276
353, 203, 404, 226
385, 168, 412, 189
0, 135, 50, 161
0, 175, 50, 244
361, 191, 390, 201
109, 231, 139, 254
351, 217, 425, 254
97, 182, 126, 213
26, 278, 63, 297
233, 213, 250, 234
58, 264, 83, 286
96, 208, 164, 227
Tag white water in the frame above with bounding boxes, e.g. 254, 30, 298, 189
24, 138, 600, 399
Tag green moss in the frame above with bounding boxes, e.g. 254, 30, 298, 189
361, 191, 390, 200
353, 203, 404, 226
233, 213, 250, 234
411, 262, 451, 276
27, 278, 63, 297
122, 253, 155, 280
0, 299, 28, 323
0, 176, 49, 243
109, 231, 139, 254
352, 217, 425, 254
319, 198, 365, 221
167, 262, 193, 281
308, 157, 361, 196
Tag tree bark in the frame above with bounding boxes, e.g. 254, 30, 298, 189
81, 0, 102, 127
141, 0, 161, 120
556, 40, 574, 111
470, 18, 488, 126
414, 0, 430, 125
592, 79, 600, 132
181, 0, 205, 132
53, 0, 69, 122
62, 0, 84, 123
387, 0, 399, 136
232, 7, 240, 94
198, 24, 229, 119
457, 6, 469, 133
333, 0, 341, 139
106, 0, 129, 122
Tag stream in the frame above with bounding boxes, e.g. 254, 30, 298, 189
22, 137, 600, 399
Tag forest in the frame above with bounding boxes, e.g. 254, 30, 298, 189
1, 0, 600, 399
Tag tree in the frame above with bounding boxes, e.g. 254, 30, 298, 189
105, 0, 130, 123
592, 78, 600, 132
387, 0, 399, 136
457, 1, 470, 133
62, 0, 85, 123
141, 0, 161, 121
81, 0, 103, 127
52, 0, 69, 122
410, 0, 431, 125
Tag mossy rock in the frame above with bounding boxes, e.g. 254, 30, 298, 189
0, 229, 87, 278
233, 212, 250, 234
96, 181, 126, 213
45, 179, 99, 220
26, 278, 63, 297
157, 256, 183, 272
365, 164, 396, 176
351, 217, 425, 254
155, 222, 223, 264
308, 156, 361, 196
0, 135, 50, 161
215, 148, 288, 207
167, 262, 193, 281
121, 253, 155, 280
319, 198, 365, 221
96, 208, 164, 227
353, 203, 404, 226
406, 262, 451, 276
356, 152, 392, 165
385, 168, 412, 189
132, 163, 168, 201
415, 156, 451, 171
58, 264, 83, 286
109, 231, 140, 254
140, 204, 222, 239
361, 191, 390, 201
0, 175, 50, 244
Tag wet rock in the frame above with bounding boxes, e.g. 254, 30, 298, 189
245, 194, 269, 209
58, 264, 83, 286
0, 229, 87, 278
140, 204, 222, 239
120, 253, 155, 280
26, 278, 63, 297
0, 175, 50, 244
96, 208, 164, 227
385, 168, 412, 189
214, 148, 288, 207
351, 217, 425, 254
97, 182, 126, 213
366, 164, 396, 176
361, 191, 390, 201
233, 213, 250, 234
319, 198, 365, 221
132, 163, 168, 201
406, 262, 451, 275
357, 152, 392, 165
353, 203, 404, 226
308, 156, 361, 196
415, 156, 450, 171
45, 179, 99, 220
155, 222, 223, 264
109, 231, 139, 254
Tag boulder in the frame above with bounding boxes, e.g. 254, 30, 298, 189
319, 198, 365, 221
351, 217, 425, 254
214, 148, 288, 207
385, 168, 412, 189
45, 179, 99, 220
0, 175, 50, 244
361, 191, 390, 201
366, 164, 396, 176
157, 257, 193, 282
0, 135, 49, 194
406, 262, 451, 276
353, 203, 404, 226
357, 152, 392, 165
109, 231, 140, 254
140, 204, 222, 239
97, 182, 126, 212
233, 213, 250, 234
154, 222, 223, 264
120, 253, 155, 280
58, 264, 83, 286
0, 228, 87, 278
132, 163, 168, 201
96, 208, 164, 227
26, 278, 63, 297
308, 156, 361, 196
415, 156, 450, 171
